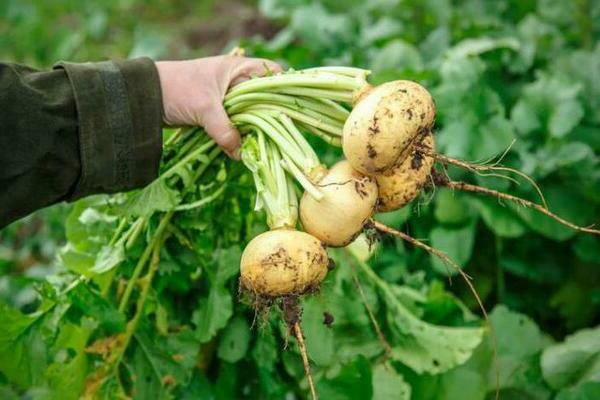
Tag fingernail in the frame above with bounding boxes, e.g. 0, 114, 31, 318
225, 148, 241, 160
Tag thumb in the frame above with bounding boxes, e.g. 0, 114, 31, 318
201, 104, 241, 160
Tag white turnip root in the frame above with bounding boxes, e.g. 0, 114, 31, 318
240, 229, 329, 297
343, 80, 435, 175
300, 160, 378, 247
376, 130, 435, 212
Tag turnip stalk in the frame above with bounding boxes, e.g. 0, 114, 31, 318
225, 72, 367, 99
268, 87, 354, 102
225, 93, 349, 122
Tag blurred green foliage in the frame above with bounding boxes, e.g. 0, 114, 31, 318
1, 0, 599, 399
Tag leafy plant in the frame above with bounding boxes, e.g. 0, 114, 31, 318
1, 0, 600, 399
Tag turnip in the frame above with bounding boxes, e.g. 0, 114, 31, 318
239, 229, 328, 297
376, 130, 435, 212
239, 132, 331, 400
300, 160, 378, 247
343, 80, 435, 175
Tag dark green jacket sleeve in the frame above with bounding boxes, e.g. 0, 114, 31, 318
0, 58, 163, 228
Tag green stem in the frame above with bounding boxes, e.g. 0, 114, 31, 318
280, 157, 323, 200
270, 141, 296, 229
110, 230, 168, 377
244, 104, 343, 135
232, 113, 307, 167
296, 122, 342, 147
161, 140, 216, 180
225, 73, 362, 100
175, 133, 205, 161
259, 113, 322, 178
315, 97, 350, 118
164, 126, 196, 147
265, 87, 354, 102
117, 212, 173, 313
125, 217, 146, 249
303, 66, 371, 78
278, 114, 321, 168
346, 250, 396, 301
108, 218, 128, 247
225, 93, 348, 122
175, 184, 226, 211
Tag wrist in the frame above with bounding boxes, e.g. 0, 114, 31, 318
155, 61, 179, 126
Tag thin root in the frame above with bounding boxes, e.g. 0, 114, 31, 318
349, 263, 393, 356
418, 146, 548, 209
445, 181, 600, 236
293, 322, 318, 400
370, 219, 500, 400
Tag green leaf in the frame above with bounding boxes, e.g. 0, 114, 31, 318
434, 189, 474, 225
177, 372, 213, 400
302, 297, 335, 366
512, 185, 593, 241
316, 356, 373, 400
472, 197, 526, 238
43, 323, 89, 400
0, 303, 47, 388
131, 325, 200, 398
445, 37, 520, 60
217, 316, 251, 363
382, 283, 484, 374
555, 382, 600, 400
549, 100, 584, 138
472, 115, 515, 161
251, 326, 279, 372
439, 367, 487, 400
59, 243, 96, 276
485, 305, 556, 395
429, 223, 476, 275
369, 39, 423, 72
541, 326, 600, 390
359, 17, 403, 46
491, 305, 546, 359
90, 244, 125, 274
0, 385, 19, 400
67, 284, 126, 333
125, 179, 181, 217
193, 286, 233, 343
372, 364, 411, 400
65, 199, 117, 250
553, 142, 595, 167
511, 99, 541, 135
374, 206, 411, 228
215, 246, 241, 284
573, 236, 600, 264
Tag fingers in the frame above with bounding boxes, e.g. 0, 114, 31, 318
246, 58, 283, 75
202, 102, 241, 160
230, 57, 283, 87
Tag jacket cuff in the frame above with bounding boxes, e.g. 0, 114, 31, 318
54, 58, 163, 199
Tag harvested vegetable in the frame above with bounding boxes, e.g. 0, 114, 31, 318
300, 160, 378, 247
343, 80, 435, 175
376, 130, 435, 212
240, 229, 328, 297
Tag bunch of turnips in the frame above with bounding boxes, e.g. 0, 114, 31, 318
235, 71, 440, 298
214, 65, 599, 399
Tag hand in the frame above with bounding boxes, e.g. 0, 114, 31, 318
156, 55, 282, 159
